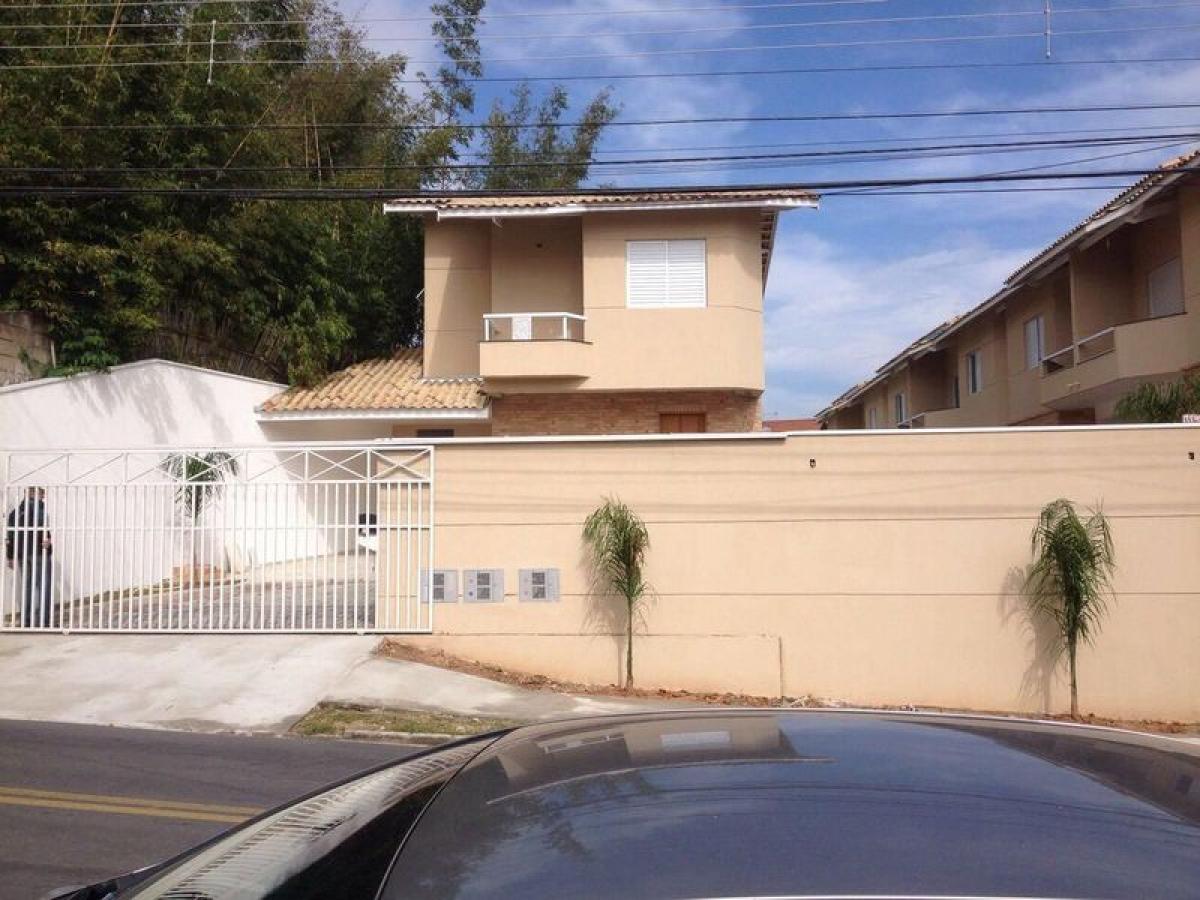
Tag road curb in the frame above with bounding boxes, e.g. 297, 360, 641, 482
342, 729, 453, 745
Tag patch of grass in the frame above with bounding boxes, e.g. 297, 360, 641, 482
293, 702, 525, 738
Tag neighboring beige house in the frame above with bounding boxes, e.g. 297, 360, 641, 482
820, 150, 1200, 428
259, 186, 817, 437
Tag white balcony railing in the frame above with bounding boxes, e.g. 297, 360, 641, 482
1041, 326, 1117, 376
482, 312, 586, 342
1041, 345, 1075, 375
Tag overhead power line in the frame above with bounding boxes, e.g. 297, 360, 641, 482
589, 122, 1200, 157
11, 21, 1200, 70
823, 184, 1134, 195
13, 2, 1200, 49
7, 21, 1200, 68
13, 101, 1200, 132
3, 0, 1194, 28
10, 54, 1200, 86
0, 168, 1193, 201
4, 132, 1195, 176
221, 54, 1200, 88
0, 0, 889, 25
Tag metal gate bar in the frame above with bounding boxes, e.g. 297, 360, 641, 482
0, 445, 433, 633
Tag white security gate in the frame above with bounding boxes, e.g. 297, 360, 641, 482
0, 445, 434, 633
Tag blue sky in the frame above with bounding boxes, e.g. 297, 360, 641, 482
335, 0, 1200, 416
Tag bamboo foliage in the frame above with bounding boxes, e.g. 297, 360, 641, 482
1025, 498, 1116, 717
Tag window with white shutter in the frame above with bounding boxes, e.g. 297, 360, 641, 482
626, 239, 707, 308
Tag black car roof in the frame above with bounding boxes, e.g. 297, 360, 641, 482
383, 709, 1200, 900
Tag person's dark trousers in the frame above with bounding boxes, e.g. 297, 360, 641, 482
20, 554, 52, 628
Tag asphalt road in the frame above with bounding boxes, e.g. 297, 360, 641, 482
0, 719, 417, 899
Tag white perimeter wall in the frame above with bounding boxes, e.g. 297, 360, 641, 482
0, 359, 283, 448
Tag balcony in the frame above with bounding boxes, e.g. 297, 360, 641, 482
1041, 326, 1116, 378
483, 312, 586, 343
1040, 312, 1196, 410
479, 311, 591, 380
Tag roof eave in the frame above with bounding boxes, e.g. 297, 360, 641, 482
256, 406, 491, 422
1006, 160, 1198, 287
383, 198, 818, 218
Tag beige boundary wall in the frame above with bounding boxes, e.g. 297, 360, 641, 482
394, 425, 1200, 721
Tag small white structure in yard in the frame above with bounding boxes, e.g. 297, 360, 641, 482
0, 358, 283, 449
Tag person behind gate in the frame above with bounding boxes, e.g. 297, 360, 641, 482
5, 486, 53, 627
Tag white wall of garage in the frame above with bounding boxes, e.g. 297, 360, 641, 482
0, 359, 283, 449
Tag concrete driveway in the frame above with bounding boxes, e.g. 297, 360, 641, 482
0, 634, 677, 733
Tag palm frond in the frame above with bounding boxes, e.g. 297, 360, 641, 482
1113, 374, 1200, 423
161, 451, 239, 521
1026, 498, 1115, 646
582, 496, 651, 686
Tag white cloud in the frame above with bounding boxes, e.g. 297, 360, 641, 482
762, 227, 1031, 416
475, 0, 762, 166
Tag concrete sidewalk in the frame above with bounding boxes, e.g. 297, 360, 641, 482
0, 634, 679, 733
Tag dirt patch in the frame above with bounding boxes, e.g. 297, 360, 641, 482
292, 702, 525, 739
377, 639, 1200, 737
377, 638, 803, 708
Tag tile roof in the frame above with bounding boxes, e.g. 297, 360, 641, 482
383, 186, 818, 213
259, 349, 486, 414
1007, 148, 1200, 284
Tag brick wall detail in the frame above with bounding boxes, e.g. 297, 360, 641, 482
491, 390, 761, 435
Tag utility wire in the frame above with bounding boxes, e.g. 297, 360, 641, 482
4, 133, 1195, 177
0, 169, 1192, 201
12, 101, 1200, 132
829, 138, 1196, 195
221, 54, 1200, 88
587, 122, 1200, 157
7, 22, 1200, 67
821, 184, 1135, 195
0, 0, 886, 18
12, 2, 1200, 49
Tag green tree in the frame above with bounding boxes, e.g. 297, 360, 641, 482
1025, 498, 1116, 717
472, 85, 619, 190
0, 0, 616, 384
582, 497, 651, 688
1113, 375, 1200, 423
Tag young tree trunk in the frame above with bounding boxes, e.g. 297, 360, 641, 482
1068, 638, 1079, 718
626, 596, 634, 688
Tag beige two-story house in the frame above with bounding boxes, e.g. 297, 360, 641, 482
821, 150, 1200, 429
259, 187, 816, 437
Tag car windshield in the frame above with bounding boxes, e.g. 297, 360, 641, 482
120, 742, 483, 900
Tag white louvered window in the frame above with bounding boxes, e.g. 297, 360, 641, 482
626, 239, 707, 308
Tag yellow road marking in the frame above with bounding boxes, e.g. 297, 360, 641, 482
0, 785, 262, 824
